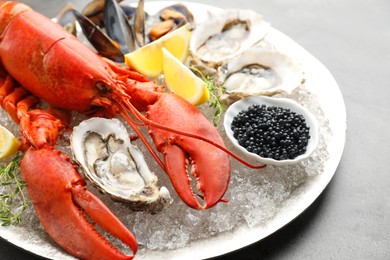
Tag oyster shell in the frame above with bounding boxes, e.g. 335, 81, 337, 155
217, 47, 305, 101
190, 9, 270, 68
71, 117, 171, 213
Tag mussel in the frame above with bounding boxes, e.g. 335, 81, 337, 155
149, 3, 194, 41
104, 0, 137, 54
133, 0, 145, 47
73, 9, 124, 62
82, 0, 120, 27
55, 0, 194, 62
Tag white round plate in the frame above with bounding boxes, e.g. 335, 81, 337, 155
0, 1, 346, 260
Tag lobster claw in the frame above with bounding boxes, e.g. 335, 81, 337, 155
162, 138, 230, 209
146, 94, 231, 210
21, 147, 137, 260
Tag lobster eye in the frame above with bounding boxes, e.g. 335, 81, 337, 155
96, 81, 108, 93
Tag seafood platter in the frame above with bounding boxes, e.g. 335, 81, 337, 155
0, 0, 346, 259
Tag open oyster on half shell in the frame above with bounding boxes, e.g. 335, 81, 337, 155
190, 9, 270, 70
71, 117, 171, 213
217, 47, 305, 102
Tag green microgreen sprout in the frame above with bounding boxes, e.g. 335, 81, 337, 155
191, 66, 226, 126
0, 153, 28, 226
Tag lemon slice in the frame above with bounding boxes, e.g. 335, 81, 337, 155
162, 48, 210, 106
0, 125, 20, 159
125, 23, 191, 78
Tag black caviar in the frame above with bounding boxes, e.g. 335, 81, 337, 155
231, 104, 310, 160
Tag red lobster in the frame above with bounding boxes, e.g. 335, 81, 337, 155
0, 1, 248, 259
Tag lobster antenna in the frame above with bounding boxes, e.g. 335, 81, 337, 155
119, 109, 167, 172
119, 100, 266, 170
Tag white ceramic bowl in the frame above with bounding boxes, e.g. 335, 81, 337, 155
224, 96, 319, 166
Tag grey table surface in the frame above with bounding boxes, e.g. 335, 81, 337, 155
1, 0, 389, 259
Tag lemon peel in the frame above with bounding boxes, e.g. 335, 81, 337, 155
162, 48, 210, 106
0, 125, 20, 159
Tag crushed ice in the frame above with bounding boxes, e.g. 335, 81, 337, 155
0, 84, 332, 255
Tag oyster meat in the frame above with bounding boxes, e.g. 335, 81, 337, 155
217, 47, 305, 101
190, 9, 270, 68
71, 117, 171, 213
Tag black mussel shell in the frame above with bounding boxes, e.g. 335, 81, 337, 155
82, 0, 106, 27
133, 0, 145, 47
73, 9, 124, 62
119, 3, 149, 22
104, 0, 136, 53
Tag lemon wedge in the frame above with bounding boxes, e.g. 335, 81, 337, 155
125, 23, 191, 78
161, 23, 191, 62
124, 40, 163, 78
162, 48, 210, 106
0, 125, 20, 159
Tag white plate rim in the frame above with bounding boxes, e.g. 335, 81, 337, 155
0, 1, 347, 259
